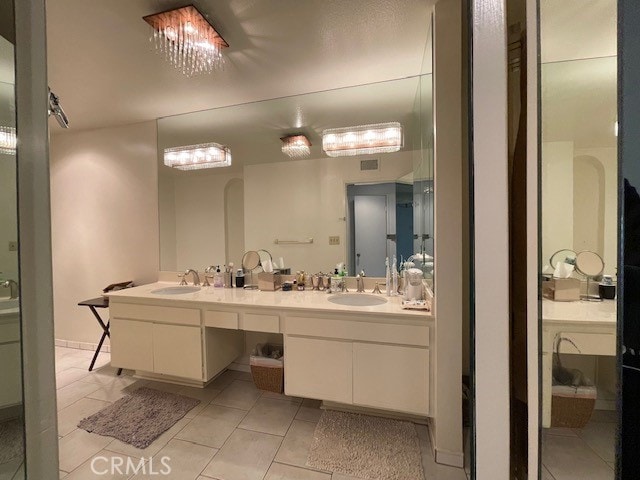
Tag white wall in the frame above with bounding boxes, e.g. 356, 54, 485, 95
541, 141, 574, 267
244, 153, 413, 274
50, 121, 159, 344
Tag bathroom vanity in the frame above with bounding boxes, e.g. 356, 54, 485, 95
108, 282, 434, 417
0, 298, 22, 410
541, 298, 617, 427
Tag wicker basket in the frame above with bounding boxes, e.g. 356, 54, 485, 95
250, 364, 284, 393
551, 385, 597, 429
250, 344, 284, 393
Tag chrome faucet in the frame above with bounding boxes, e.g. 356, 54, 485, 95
182, 269, 201, 286
356, 274, 365, 293
2, 280, 18, 299
202, 266, 217, 286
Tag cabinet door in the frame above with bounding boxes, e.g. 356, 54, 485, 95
111, 319, 154, 372
353, 342, 429, 415
285, 336, 352, 404
0, 343, 22, 407
153, 324, 203, 380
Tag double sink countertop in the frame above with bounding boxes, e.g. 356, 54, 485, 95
107, 282, 433, 320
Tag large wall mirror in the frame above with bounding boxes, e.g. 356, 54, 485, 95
0, 6, 25, 478
158, 35, 433, 279
539, 0, 617, 478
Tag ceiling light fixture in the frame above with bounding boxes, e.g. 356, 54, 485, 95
164, 142, 232, 171
0, 126, 16, 155
281, 134, 312, 158
322, 122, 403, 157
143, 5, 228, 77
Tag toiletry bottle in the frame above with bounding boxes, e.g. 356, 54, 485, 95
236, 269, 245, 288
385, 257, 391, 296
213, 266, 224, 288
224, 265, 232, 288
392, 255, 399, 296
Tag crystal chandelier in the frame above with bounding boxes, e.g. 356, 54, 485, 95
164, 142, 232, 171
0, 126, 16, 155
322, 122, 403, 157
143, 5, 228, 77
281, 134, 311, 158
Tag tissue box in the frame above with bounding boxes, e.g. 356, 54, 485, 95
258, 272, 282, 291
550, 278, 581, 302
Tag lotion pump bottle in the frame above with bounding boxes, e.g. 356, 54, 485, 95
385, 257, 391, 296
391, 255, 399, 296
213, 266, 224, 288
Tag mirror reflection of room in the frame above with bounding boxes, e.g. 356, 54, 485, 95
0, 20, 25, 480
539, 1, 617, 479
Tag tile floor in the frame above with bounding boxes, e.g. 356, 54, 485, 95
542, 410, 617, 480
54, 346, 468, 480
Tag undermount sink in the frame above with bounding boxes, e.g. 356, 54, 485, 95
150, 286, 201, 295
327, 294, 387, 307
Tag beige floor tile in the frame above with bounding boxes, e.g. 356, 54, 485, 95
105, 417, 191, 459
260, 391, 303, 404
208, 370, 240, 390
58, 397, 112, 437
238, 397, 300, 436
85, 379, 145, 403
56, 368, 90, 389
58, 429, 113, 472
0, 458, 22, 480
57, 381, 101, 411
176, 405, 247, 449
543, 434, 614, 480
130, 439, 217, 480
10, 462, 24, 480
233, 371, 254, 382
331, 474, 366, 480
64, 450, 145, 480
575, 421, 616, 463
202, 429, 282, 480
265, 462, 331, 480
545, 427, 579, 437
295, 399, 323, 423
79, 367, 136, 389
212, 380, 262, 411
59, 470, 68, 479
178, 385, 222, 404
590, 409, 618, 424
542, 465, 556, 480
274, 420, 318, 469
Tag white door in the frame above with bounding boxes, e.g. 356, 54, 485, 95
354, 195, 388, 277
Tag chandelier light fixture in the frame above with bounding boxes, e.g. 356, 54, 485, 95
164, 142, 232, 171
143, 5, 228, 77
280, 134, 312, 158
322, 122, 403, 157
0, 126, 16, 155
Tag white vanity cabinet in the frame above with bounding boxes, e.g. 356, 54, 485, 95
284, 314, 430, 416
111, 302, 209, 382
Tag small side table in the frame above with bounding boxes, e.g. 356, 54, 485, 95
77, 297, 122, 376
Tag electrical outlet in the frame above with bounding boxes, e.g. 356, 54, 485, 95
8, 241, 17, 252
329, 236, 340, 246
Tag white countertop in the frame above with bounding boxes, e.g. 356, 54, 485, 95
107, 282, 433, 320
542, 298, 617, 327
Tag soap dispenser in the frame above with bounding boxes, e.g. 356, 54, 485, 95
213, 266, 224, 288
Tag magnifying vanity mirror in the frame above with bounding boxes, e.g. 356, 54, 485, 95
157, 73, 434, 278
575, 250, 605, 301
241, 250, 261, 290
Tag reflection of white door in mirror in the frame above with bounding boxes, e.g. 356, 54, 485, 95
224, 178, 245, 268
353, 195, 388, 277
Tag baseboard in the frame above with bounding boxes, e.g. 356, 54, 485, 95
0, 404, 23, 422
434, 448, 465, 468
55, 338, 110, 353
321, 401, 429, 425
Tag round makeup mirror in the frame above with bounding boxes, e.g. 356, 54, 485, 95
575, 250, 605, 301
257, 249, 273, 268
549, 249, 577, 270
241, 251, 261, 289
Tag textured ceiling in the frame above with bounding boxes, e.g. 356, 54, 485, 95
46, 0, 434, 132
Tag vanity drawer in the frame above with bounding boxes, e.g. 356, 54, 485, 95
242, 313, 280, 333
204, 311, 239, 330
110, 302, 200, 326
285, 316, 429, 347
557, 332, 616, 356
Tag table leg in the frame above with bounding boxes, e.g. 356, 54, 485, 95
89, 330, 108, 372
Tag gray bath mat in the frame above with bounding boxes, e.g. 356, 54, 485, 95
306, 410, 425, 480
0, 419, 24, 464
78, 387, 200, 448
